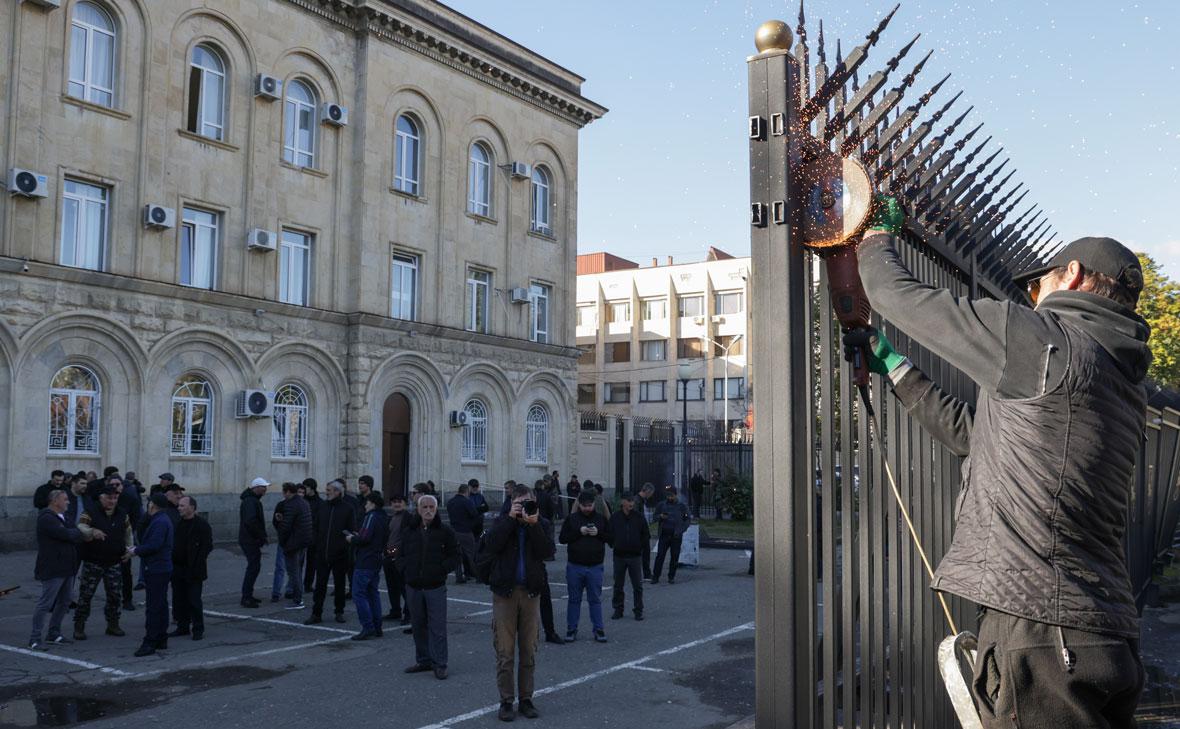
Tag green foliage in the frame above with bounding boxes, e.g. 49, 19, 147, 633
1137, 253, 1180, 390
716, 471, 754, 521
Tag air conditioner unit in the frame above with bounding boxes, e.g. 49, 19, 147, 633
692, 316, 706, 325
8, 168, 48, 198
143, 204, 176, 229
509, 162, 531, 179
509, 287, 530, 304
255, 73, 282, 100
321, 102, 348, 126
23, 0, 62, 8
236, 390, 275, 418
449, 410, 468, 428
712, 315, 726, 324
247, 228, 277, 251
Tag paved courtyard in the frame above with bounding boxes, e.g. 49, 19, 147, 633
0, 544, 754, 729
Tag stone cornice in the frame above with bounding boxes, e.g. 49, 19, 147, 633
284, 0, 607, 128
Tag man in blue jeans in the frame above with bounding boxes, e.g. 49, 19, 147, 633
346, 492, 388, 641
559, 490, 613, 643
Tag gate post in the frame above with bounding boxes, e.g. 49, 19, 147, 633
749, 22, 814, 728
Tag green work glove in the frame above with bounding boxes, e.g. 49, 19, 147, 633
842, 327, 907, 376
865, 195, 904, 235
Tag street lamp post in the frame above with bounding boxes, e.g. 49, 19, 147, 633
677, 361, 695, 495
702, 333, 744, 439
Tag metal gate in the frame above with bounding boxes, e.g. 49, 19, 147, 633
748, 5, 1180, 728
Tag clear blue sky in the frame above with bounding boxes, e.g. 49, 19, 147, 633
446, 0, 1180, 279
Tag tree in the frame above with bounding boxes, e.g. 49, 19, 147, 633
1137, 253, 1180, 391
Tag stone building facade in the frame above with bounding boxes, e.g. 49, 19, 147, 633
0, 0, 604, 542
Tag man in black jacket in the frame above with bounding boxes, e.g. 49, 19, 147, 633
170, 495, 213, 640
652, 486, 690, 584
32, 470, 67, 510
347, 492, 390, 641
276, 482, 313, 609
383, 493, 410, 624
30, 490, 90, 649
73, 485, 130, 641
559, 491, 613, 643
113, 475, 141, 612
301, 479, 321, 592
238, 477, 269, 608
609, 493, 649, 621
397, 495, 458, 679
446, 484, 479, 583
851, 200, 1150, 729
487, 484, 555, 721
306, 480, 355, 625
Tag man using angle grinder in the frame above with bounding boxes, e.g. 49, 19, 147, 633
847, 197, 1149, 729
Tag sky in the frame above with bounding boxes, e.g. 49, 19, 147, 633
445, 0, 1180, 279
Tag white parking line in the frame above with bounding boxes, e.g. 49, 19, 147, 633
203, 610, 354, 635
0, 642, 138, 677
414, 621, 755, 729
627, 665, 667, 673
464, 609, 493, 617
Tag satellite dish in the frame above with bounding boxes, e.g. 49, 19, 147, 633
801, 153, 874, 249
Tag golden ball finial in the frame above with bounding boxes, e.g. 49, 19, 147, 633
755, 20, 793, 53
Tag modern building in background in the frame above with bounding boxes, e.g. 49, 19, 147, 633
575, 249, 751, 436
0, 0, 604, 542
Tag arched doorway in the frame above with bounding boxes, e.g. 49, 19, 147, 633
382, 393, 411, 500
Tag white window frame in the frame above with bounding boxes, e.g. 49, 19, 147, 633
641, 339, 667, 362
68, 2, 116, 107
180, 207, 218, 290
524, 403, 549, 464
394, 114, 421, 195
48, 365, 101, 455
170, 376, 213, 456
639, 380, 666, 403
466, 267, 490, 333
461, 398, 488, 463
576, 305, 597, 327
283, 79, 317, 168
189, 44, 226, 141
678, 294, 705, 318
530, 166, 551, 235
467, 142, 492, 217
279, 229, 311, 306
391, 252, 418, 321
60, 179, 108, 271
529, 282, 551, 343
271, 384, 309, 459
715, 291, 744, 315
642, 298, 667, 320
608, 301, 631, 323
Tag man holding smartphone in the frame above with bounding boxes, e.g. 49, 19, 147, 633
559, 491, 614, 643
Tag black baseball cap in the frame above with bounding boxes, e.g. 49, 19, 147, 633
1013, 236, 1142, 292
165, 483, 185, 493
158, 472, 175, 481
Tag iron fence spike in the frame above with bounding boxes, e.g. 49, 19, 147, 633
817, 19, 826, 63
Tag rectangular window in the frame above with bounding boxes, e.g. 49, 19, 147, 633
678, 294, 704, 318
678, 337, 705, 359
60, 179, 108, 271
605, 342, 631, 364
530, 282, 551, 343
279, 229, 311, 306
180, 207, 218, 290
712, 334, 745, 357
391, 252, 418, 321
713, 377, 746, 400
677, 378, 705, 401
641, 340, 666, 362
578, 346, 596, 365
715, 291, 744, 315
576, 305, 597, 327
639, 380, 666, 402
604, 382, 630, 404
642, 298, 667, 320
577, 384, 596, 405
607, 301, 631, 323
466, 267, 491, 333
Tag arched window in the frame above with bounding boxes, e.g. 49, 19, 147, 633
48, 365, 101, 454
187, 44, 226, 141
530, 166, 552, 235
467, 142, 492, 217
272, 384, 309, 459
68, 2, 116, 107
171, 374, 213, 456
461, 398, 488, 463
284, 79, 317, 167
394, 114, 421, 196
525, 404, 549, 465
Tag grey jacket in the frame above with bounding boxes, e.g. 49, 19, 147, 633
860, 233, 1151, 637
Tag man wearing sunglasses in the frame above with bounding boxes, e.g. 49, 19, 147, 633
846, 197, 1149, 729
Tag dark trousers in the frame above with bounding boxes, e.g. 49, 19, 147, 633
642, 540, 652, 579
454, 533, 476, 581
383, 560, 408, 618
240, 540, 262, 600
689, 489, 703, 519
143, 571, 170, 647
312, 556, 349, 617
539, 569, 556, 637
612, 554, 644, 615
653, 533, 683, 580
172, 574, 204, 633
353, 568, 382, 634
303, 546, 317, 592
283, 548, 306, 603
406, 585, 448, 668
120, 559, 133, 604
972, 610, 1144, 729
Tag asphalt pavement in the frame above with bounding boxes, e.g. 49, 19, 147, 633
0, 543, 755, 729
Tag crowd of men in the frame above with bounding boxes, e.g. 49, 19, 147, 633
28, 467, 698, 722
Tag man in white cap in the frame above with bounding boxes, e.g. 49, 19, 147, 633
238, 477, 269, 608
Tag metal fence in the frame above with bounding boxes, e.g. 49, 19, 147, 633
748, 5, 1180, 728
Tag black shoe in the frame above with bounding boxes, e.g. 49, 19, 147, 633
344, 591, 352, 600
650, 577, 659, 584
133, 644, 155, 657
168, 628, 190, 637
192, 630, 204, 641
335, 613, 346, 624
400, 616, 411, 626
28, 640, 46, 651
46, 634, 73, 645
433, 665, 448, 680
134, 583, 145, 591
73, 625, 87, 641
498, 702, 515, 722
402, 626, 413, 635
270, 595, 281, 603
384, 611, 402, 622
240, 598, 260, 608
156, 638, 168, 650
544, 633, 565, 645
106, 623, 125, 637
304, 615, 323, 625
518, 700, 539, 719
593, 629, 608, 643
404, 663, 433, 674
350, 630, 375, 641
634, 613, 644, 621
611, 610, 624, 620
374, 627, 384, 638
122, 601, 136, 611
565, 629, 577, 642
